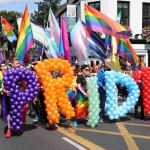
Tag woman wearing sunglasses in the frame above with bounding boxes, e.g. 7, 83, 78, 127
73, 65, 90, 127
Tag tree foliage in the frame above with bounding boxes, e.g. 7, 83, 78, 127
31, 0, 61, 27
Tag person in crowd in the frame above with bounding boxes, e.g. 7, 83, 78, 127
67, 65, 78, 127
13, 58, 21, 69
0, 63, 11, 138
124, 63, 132, 76
132, 62, 145, 119
97, 59, 111, 123
121, 63, 133, 99
74, 64, 90, 127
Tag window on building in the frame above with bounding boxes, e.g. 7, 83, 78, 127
88, 1, 100, 11
143, 3, 150, 27
117, 1, 130, 25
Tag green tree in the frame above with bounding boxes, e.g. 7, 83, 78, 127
31, 0, 61, 27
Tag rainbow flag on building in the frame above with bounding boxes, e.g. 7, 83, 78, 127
15, 6, 34, 62
84, 4, 129, 39
1, 16, 17, 43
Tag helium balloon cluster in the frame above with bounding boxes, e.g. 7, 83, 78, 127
34, 58, 75, 125
3, 68, 40, 131
105, 71, 140, 120
86, 77, 100, 128
141, 67, 150, 116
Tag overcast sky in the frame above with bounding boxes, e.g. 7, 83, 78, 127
0, 0, 66, 14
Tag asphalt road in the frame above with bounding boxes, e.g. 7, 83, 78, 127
0, 113, 150, 150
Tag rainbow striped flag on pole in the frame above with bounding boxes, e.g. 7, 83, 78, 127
15, 5, 34, 62
85, 5, 129, 39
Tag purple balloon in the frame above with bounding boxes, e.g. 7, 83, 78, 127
17, 105, 22, 110
3, 68, 40, 131
12, 115, 16, 120
16, 113, 21, 118
20, 101, 24, 105
15, 76, 19, 80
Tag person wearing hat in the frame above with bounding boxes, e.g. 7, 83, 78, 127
74, 64, 90, 127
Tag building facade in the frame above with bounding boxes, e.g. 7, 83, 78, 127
56, 0, 150, 66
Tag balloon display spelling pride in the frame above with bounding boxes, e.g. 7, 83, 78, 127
105, 71, 140, 120
34, 58, 75, 125
3, 68, 40, 131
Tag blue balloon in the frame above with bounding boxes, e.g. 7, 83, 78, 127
104, 71, 140, 120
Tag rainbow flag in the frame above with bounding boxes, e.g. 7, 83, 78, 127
85, 5, 129, 39
118, 39, 139, 65
105, 12, 122, 50
1, 16, 17, 43
15, 6, 34, 62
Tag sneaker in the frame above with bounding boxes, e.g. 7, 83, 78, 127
73, 121, 78, 127
99, 118, 103, 123
33, 118, 39, 123
45, 123, 50, 128
33, 116, 39, 123
5, 129, 11, 138
53, 124, 58, 129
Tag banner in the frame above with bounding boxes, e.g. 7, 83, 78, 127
67, 5, 76, 32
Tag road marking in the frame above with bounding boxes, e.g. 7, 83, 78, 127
124, 122, 150, 128
132, 134, 150, 140
62, 137, 87, 150
57, 127, 105, 150
116, 122, 139, 150
75, 127, 150, 140
75, 128, 121, 136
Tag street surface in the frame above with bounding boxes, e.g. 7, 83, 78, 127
0, 113, 150, 150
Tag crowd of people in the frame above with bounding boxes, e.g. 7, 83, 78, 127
0, 58, 147, 138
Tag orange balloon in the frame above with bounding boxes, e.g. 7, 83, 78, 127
34, 58, 75, 125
